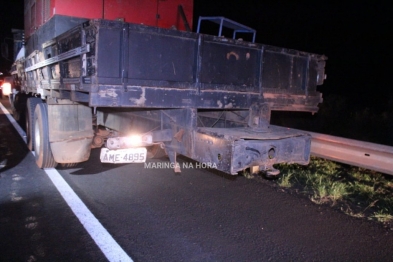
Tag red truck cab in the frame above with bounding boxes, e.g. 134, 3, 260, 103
24, 0, 193, 39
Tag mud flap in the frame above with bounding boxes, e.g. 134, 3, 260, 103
47, 101, 94, 163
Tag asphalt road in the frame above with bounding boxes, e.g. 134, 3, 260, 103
1, 98, 393, 261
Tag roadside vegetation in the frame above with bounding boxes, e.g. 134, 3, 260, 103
264, 94, 393, 228
247, 157, 393, 228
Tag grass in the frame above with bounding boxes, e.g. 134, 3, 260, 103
277, 172, 294, 188
372, 210, 393, 223
267, 157, 393, 228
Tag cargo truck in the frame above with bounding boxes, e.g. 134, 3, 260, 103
9, 0, 327, 176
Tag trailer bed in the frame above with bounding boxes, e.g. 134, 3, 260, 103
18, 17, 326, 112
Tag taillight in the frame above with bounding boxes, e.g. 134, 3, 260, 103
1, 83, 11, 96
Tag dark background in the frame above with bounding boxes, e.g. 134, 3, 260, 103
1, 0, 392, 144
0, 0, 24, 73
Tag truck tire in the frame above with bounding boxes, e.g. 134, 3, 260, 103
59, 163, 78, 168
26, 97, 43, 151
34, 103, 58, 168
147, 144, 167, 159
11, 94, 20, 121
12, 93, 27, 124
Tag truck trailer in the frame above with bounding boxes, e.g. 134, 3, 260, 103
10, 0, 327, 176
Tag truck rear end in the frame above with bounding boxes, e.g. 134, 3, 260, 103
12, 1, 327, 176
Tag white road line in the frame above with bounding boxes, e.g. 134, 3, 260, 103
0, 102, 133, 262
45, 168, 133, 262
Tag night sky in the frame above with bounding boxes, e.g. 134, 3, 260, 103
0, 0, 24, 73
1, 0, 392, 111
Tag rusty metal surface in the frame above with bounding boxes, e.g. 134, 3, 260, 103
193, 125, 311, 174
197, 126, 309, 140
308, 131, 393, 175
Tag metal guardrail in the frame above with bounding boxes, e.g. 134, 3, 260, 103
308, 131, 393, 176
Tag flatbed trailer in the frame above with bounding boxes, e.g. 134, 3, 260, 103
10, 2, 327, 176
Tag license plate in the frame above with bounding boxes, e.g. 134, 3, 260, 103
100, 148, 147, 163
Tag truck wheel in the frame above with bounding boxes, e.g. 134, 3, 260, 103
12, 93, 27, 127
26, 97, 43, 151
11, 94, 20, 121
59, 163, 78, 168
147, 144, 167, 159
34, 103, 58, 168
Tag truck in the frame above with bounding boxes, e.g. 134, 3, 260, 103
9, 0, 327, 176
